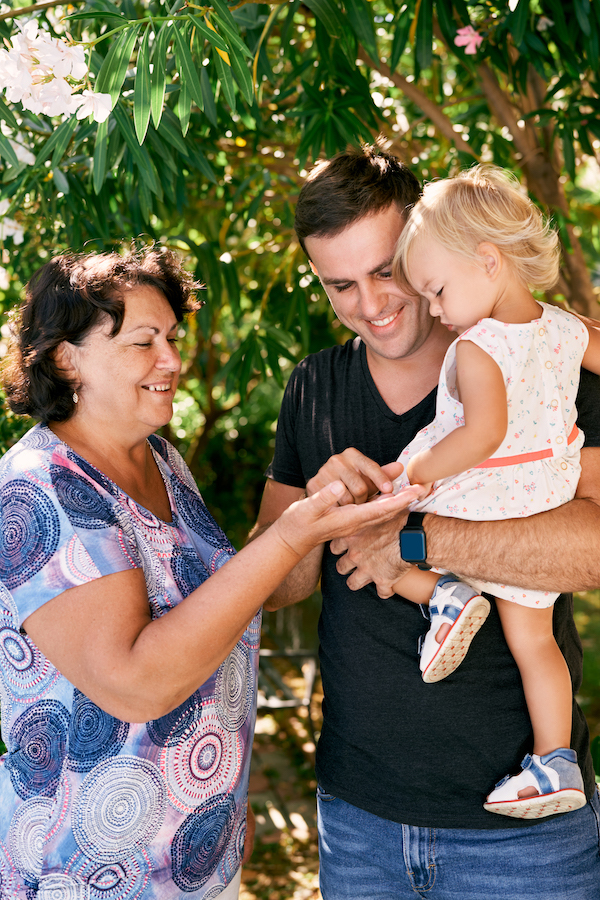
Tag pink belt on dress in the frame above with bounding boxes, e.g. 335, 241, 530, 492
475, 424, 580, 469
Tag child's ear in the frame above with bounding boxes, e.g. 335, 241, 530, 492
477, 242, 502, 280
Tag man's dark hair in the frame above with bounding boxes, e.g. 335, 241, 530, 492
295, 142, 421, 256
3, 245, 200, 423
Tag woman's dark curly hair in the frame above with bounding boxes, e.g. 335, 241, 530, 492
2, 246, 201, 423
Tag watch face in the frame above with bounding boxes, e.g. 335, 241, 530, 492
400, 530, 427, 562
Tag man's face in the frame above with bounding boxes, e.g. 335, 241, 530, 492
305, 205, 434, 365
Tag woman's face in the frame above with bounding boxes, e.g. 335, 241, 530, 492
68, 285, 182, 439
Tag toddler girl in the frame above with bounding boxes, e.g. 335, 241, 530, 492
388, 165, 600, 819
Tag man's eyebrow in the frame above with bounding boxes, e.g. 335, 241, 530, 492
369, 257, 394, 275
321, 257, 394, 285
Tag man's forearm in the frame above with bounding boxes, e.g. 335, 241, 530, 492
425, 498, 600, 593
263, 544, 324, 610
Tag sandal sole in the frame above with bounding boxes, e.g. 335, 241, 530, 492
484, 789, 587, 819
422, 595, 491, 684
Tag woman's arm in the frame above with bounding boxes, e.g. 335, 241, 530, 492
406, 340, 507, 485
249, 479, 324, 612
22, 479, 413, 723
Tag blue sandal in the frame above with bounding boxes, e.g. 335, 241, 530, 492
420, 576, 490, 683
484, 748, 587, 819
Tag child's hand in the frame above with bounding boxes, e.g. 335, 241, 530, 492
406, 451, 435, 496
411, 481, 434, 500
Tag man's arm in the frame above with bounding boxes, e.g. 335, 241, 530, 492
333, 446, 600, 596
250, 479, 324, 611
425, 445, 600, 592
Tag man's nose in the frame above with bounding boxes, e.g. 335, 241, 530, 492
359, 283, 388, 318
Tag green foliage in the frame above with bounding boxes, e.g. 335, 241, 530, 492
0, 0, 598, 532
592, 736, 600, 781
0, 0, 600, 464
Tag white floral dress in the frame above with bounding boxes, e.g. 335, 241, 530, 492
395, 303, 588, 607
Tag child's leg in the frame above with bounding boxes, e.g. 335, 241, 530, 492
484, 597, 586, 820
495, 599, 571, 757
393, 570, 490, 683
391, 567, 441, 604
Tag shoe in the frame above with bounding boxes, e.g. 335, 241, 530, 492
484, 748, 587, 819
419, 576, 490, 683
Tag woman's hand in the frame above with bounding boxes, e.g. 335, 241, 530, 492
272, 479, 423, 559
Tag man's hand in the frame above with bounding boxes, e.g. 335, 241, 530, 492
330, 491, 417, 597
306, 448, 404, 504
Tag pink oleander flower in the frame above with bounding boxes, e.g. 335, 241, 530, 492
454, 25, 484, 55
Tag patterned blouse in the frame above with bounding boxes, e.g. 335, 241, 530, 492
0, 424, 260, 899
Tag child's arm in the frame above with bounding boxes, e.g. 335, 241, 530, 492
406, 340, 507, 486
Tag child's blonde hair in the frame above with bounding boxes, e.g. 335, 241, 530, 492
393, 165, 560, 292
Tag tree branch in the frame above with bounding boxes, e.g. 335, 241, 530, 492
0, 0, 84, 23
477, 62, 596, 314
359, 50, 477, 159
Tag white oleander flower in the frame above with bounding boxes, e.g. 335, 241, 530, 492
0, 201, 25, 244
9, 140, 35, 165
73, 89, 112, 122
0, 21, 110, 123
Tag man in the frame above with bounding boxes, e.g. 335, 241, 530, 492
253, 145, 600, 899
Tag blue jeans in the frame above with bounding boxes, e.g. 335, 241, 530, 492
317, 784, 600, 899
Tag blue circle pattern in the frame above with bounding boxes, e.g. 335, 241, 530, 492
171, 794, 236, 892
220, 802, 245, 885
169, 477, 228, 548
171, 548, 210, 598
67, 690, 129, 772
50, 466, 118, 530
7, 700, 69, 799
0, 625, 58, 703
0, 480, 60, 590
147, 690, 203, 748
65, 850, 152, 900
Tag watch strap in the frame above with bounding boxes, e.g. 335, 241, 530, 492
404, 511, 426, 529
399, 510, 431, 569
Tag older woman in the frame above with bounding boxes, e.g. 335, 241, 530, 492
0, 248, 410, 899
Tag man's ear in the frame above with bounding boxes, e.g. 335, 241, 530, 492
477, 242, 503, 280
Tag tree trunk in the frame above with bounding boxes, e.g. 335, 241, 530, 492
478, 63, 598, 316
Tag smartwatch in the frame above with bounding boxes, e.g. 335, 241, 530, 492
399, 511, 431, 570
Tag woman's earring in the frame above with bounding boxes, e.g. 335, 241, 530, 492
72, 391, 79, 404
